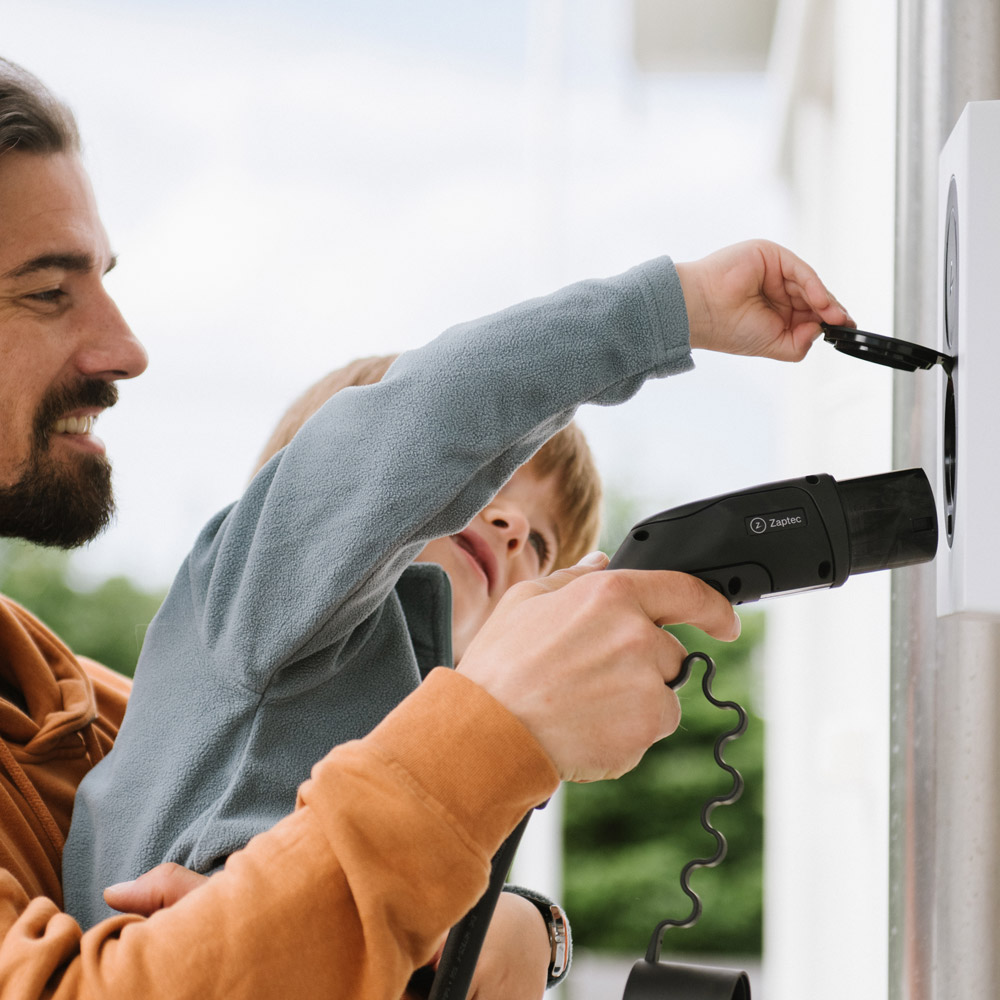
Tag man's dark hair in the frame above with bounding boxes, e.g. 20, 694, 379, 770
0, 56, 80, 156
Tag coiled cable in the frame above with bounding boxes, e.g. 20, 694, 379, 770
645, 650, 748, 964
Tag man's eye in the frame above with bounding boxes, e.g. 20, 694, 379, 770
529, 530, 551, 568
27, 289, 66, 305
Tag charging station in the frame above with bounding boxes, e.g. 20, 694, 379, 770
936, 101, 1000, 618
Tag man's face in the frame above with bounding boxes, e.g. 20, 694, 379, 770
416, 464, 562, 663
0, 151, 147, 547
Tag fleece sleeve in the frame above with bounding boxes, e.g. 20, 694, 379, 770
179, 256, 692, 690
0, 670, 558, 1000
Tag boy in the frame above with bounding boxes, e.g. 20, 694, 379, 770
64, 241, 850, 978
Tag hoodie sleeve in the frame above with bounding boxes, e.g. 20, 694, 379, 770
0, 670, 558, 1000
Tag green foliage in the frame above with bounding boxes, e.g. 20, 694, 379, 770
0, 541, 165, 677
563, 495, 766, 956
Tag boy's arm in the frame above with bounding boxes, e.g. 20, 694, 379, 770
177, 256, 694, 685
219, 239, 851, 677
183, 240, 852, 683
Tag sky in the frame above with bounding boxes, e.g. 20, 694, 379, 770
4, 0, 801, 589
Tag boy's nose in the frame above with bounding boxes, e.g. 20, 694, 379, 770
484, 504, 531, 555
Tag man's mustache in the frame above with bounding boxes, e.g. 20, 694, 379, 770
34, 379, 119, 447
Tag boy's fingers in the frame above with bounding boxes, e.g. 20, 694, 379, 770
798, 270, 854, 326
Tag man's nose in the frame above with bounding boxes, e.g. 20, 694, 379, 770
74, 288, 148, 381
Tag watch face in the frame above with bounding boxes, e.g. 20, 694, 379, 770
547, 904, 569, 979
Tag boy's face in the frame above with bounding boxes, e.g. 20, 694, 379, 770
416, 463, 562, 663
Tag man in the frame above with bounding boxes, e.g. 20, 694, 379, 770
0, 55, 851, 1000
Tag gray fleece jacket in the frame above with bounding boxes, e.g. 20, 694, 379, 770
62, 256, 693, 930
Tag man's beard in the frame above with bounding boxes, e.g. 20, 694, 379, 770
0, 380, 119, 549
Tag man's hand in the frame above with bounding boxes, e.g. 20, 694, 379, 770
406, 893, 549, 1000
457, 552, 741, 783
676, 240, 854, 362
103, 862, 208, 917
468, 893, 550, 1000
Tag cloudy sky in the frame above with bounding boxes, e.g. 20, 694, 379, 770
6, 0, 800, 588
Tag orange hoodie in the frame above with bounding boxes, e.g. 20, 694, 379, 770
0, 598, 128, 906
0, 596, 558, 999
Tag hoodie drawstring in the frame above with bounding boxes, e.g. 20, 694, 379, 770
0, 739, 64, 856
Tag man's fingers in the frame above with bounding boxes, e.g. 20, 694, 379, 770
103, 862, 208, 916
516, 561, 739, 642
655, 624, 689, 683
528, 549, 609, 593
459, 558, 739, 783
615, 569, 741, 642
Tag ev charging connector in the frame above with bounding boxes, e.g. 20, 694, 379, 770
609, 468, 937, 604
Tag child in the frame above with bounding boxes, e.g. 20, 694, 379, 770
63, 242, 850, 980
74, 354, 598, 989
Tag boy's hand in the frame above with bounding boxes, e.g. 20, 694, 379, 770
457, 552, 740, 783
104, 862, 208, 916
675, 239, 854, 362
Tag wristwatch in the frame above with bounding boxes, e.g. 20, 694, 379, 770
542, 902, 569, 984
508, 888, 572, 987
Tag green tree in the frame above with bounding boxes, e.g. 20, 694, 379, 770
563, 490, 766, 956
0, 541, 165, 678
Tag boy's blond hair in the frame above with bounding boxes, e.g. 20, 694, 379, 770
253, 354, 602, 569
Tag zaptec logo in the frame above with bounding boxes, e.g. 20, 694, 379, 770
745, 508, 807, 536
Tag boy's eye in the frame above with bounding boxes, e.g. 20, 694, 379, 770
529, 530, 551, 568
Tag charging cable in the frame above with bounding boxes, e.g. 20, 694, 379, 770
622, 651, 751, 1000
